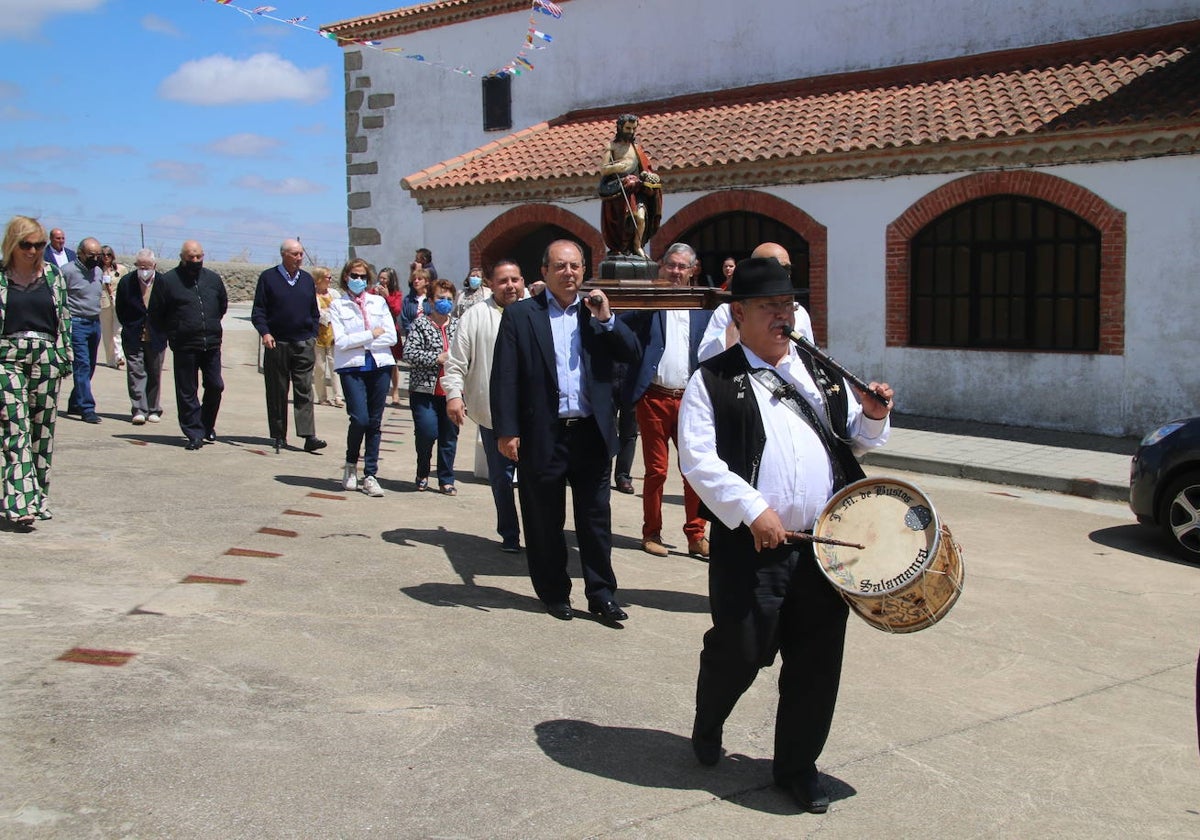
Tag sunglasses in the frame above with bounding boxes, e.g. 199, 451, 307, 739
18, 240, 47, 251
349, 273, 368, 280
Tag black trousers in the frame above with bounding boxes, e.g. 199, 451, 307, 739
262, 338, 316, 440
516, 415, 617, 605
694, 525, 849, 785
613, 400, 639, 481
172, 345, 224, 443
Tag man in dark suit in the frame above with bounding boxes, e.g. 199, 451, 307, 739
490, 239, 641, 623
621, 243, 714, 559
114, 248, 169, 424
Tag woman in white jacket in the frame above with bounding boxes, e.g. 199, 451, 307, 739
329, 259, 396, 497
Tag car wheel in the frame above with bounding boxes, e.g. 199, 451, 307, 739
1158, 470, 1200, 562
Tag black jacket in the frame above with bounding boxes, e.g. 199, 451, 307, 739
489, 291, 640, 474
114, 270, 169, 353
148, 264, 228, 352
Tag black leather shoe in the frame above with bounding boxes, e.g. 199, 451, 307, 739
82, 413, 102, 424
204, 430, 216, 443
784, 770, 830, 814
273, 437, 286, 453
691, 735, 721, 767
588, 599, 628, 622
691, 720, 722, 766
615, 476, 635, 494
304, 436, 328, 453
185, 439, 203, 451
546, 602, 573, 621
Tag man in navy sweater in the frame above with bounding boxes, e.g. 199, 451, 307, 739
250, 239, 326, 454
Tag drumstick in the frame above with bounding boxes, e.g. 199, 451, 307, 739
785, 530, 865, 550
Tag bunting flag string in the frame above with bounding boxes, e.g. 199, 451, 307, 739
198, 0, 563, 79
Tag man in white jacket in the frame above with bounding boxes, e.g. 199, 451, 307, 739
443, 260, 526, 552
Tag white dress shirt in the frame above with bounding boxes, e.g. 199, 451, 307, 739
679, 343, 889, 532
652, 309, 693, 390
697, 301, 814, 363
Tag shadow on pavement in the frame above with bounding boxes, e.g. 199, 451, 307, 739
383, 525, 527, 585
274, 474, 345, 491
618, 588, 709, 614
400, 581, 544, 614
1089, 523, 1199, 568
534, 719, 856, 813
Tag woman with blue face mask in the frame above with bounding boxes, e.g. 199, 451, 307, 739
454, 265, 489, 317
403, 278, 460, 494
328, 260, 396, 497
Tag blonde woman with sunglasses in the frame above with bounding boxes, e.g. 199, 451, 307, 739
0, 216, 73, 530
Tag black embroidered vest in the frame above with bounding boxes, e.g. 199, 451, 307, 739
695, 344, 865, 524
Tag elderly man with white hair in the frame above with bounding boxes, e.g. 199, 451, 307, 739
250, 238, 326, 454
115, 249, 168, 424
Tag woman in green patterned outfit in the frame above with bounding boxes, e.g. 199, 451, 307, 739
0, 216, 72, 530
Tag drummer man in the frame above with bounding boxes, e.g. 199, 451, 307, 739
677, 257, 894, 814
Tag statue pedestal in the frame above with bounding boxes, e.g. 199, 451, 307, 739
587, 256, 723, 311
598, 254, 658, 281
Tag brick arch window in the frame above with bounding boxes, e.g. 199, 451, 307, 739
912, 196, 1101, 350
471, 204, 604, 276
655, 190, 829, 343
887, 172, 1125, 354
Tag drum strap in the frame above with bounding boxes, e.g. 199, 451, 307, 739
749, 367, 862, 491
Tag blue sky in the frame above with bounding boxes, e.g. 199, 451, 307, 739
0, 0, 413, 266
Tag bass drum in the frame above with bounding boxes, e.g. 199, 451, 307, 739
813, 477, 964, 633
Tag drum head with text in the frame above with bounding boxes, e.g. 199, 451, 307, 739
814, 477, 941, 596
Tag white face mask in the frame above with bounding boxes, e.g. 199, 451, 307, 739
137, 268, 154, 282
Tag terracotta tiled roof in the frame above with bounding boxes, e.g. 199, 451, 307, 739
323, 0, 572, 39
403, 21, 1200, 207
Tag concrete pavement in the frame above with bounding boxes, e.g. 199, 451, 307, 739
1, 303, 1194, 839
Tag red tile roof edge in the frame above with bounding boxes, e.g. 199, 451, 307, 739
405, 124, 1200, 211
400, 18, 1200, 196
323, 0, 575, 39
402, 122, 553, 189
553, 18, 1200, 125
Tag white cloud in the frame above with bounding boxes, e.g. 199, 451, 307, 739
91, 144, 136, 156
140, 13, 180, 38
6, 144, 72, 161
207, 133, 281, 157
152, 160, 206, 185
158, 53, 328, 106
0, 181, 77, 195
232, 175, 326, 196
0, 0, 106, 38
0, 104, 34, 120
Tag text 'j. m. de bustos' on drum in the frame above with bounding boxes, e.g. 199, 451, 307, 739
812, 477, 965, 634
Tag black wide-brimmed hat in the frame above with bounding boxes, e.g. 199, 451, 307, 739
724, 257, 801, 300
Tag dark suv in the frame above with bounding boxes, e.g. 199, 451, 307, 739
1130, 417, 1200, 561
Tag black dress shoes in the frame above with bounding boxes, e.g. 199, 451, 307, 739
784, 769, 830, 814
304, 436, 328, 453
615, 476, 635, 494
588, 599, 628, 622
546, 601, 573, 621
273, 437, 286, 453
185, 439, 203, 451
691, 735, 721, 767
203, 429, 216, 443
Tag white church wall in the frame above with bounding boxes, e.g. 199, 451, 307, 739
345, 0, 1196, 272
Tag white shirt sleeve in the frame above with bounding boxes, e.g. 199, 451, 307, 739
696, 304, 732, 363
678, 370, 770, 531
